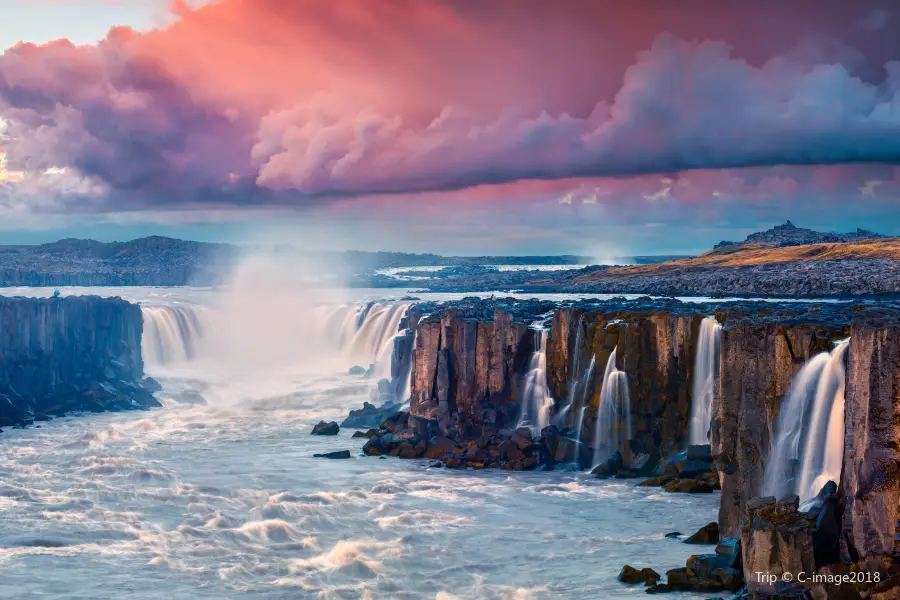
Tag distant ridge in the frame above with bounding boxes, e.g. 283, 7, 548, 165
0, 236, 604, 288
713, 221, 887, 251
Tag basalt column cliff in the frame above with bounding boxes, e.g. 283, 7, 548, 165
353, 298, 900, 597
0, 296, 160, 427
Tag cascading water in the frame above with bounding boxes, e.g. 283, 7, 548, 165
143, 300, 410, 381
689, 317, 722, 445
558, 355, 595, 428
316, 302, 411, 372
519, 330, 554, 435
592, 348, 631, 467
558, 315, 585, 422
141, 305, 214, 369
397, 328, 417, 410
763, 339, 849, 504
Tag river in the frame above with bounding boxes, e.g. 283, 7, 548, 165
1, 283, 728, 599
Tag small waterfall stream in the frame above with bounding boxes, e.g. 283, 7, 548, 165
558, 355, 595, 429
141, 305, 214, 369
592, 348, 631, 467
689, 317, 722, 445
763, 339, 849, 503
519, 330, 554, 435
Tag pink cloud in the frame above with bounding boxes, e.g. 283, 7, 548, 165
0, 0, 899, 214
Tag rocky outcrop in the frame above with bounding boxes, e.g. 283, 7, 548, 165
645, 537, 744, 594
841, 317, 900, 566
716, 220, 886, 249
713, 319, 848, 537
341, 401, 401, 429
0, 296, 159, 426
409, 308, 534, 434
742, 495, 817, 597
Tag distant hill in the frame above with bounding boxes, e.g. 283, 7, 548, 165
0, 236, 240, 287
712, 221, 886, 252
0, 236, 605, 288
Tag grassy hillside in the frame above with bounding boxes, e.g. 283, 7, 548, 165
574, 238, 900, 283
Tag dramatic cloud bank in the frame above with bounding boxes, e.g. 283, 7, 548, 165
0, 0, 898, 219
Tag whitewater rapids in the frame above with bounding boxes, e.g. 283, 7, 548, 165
0, 286, 720, 599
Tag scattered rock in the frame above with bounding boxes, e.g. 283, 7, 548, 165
311, 421, 340, 436
685, 522, 719, 544
687, 444, 713, 461
664, 479, 714, 493
313, 450, 351, 459
639, 475, 675, 487
347, 366, 366, 375
352, 429, 379, 439
341, 402, 400, 429
617, 565, 660, 585
664, 532, 681, 539
423, 436, 458, 460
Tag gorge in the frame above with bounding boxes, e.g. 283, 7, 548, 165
3, 289, 900, 599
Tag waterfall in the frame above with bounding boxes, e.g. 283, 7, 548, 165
141, 305, 214, 369
556, 316, 585, 424
300, 302, 413, 373
396, 328, 417, 409
592, 348, 631, 466
519, 330, 554, 435
763, 339, 849, 504
142, 301, 410, 377
575, 405, 588, 446
689, 317, 722, 445
557, 355, 595, 428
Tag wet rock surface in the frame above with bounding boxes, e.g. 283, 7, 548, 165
713, 318, 848, 537
617, 565, 661, 586
312, 450, 351, 459
340, 401, 401, 429
686, 522, 720, 544
841, 319, 900, 565
0, 296, 160, 428
645, 536, 744, 594
311, 421, 340, 435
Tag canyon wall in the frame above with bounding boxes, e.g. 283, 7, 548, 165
547, 308, 704, 457
841, 317, 900, 566
408, 308, 535, 436
713, 320, 848, 537
0, 296, 159, 426
396, 298, 900, 594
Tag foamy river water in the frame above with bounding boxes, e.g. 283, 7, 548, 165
0, 283, 727, 599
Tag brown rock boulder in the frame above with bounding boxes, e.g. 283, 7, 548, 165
741, 495, 816, 597
664, 479, 714, 493
685, 522, 720, 544
311, 421, 339, 435
617, 565, 661, 585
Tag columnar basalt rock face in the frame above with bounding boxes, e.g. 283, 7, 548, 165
409, 309, 533, 432
618, 313, 703, 458
546, 308, 704, 458
713, 321, 848, 538
0, 296, 159, 426
841, 319, 900, 565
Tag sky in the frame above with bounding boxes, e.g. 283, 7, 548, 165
1, 0, 899, 255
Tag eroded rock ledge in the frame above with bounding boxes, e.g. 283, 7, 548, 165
348, 297, 900, 598
0, 296, 160, 428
